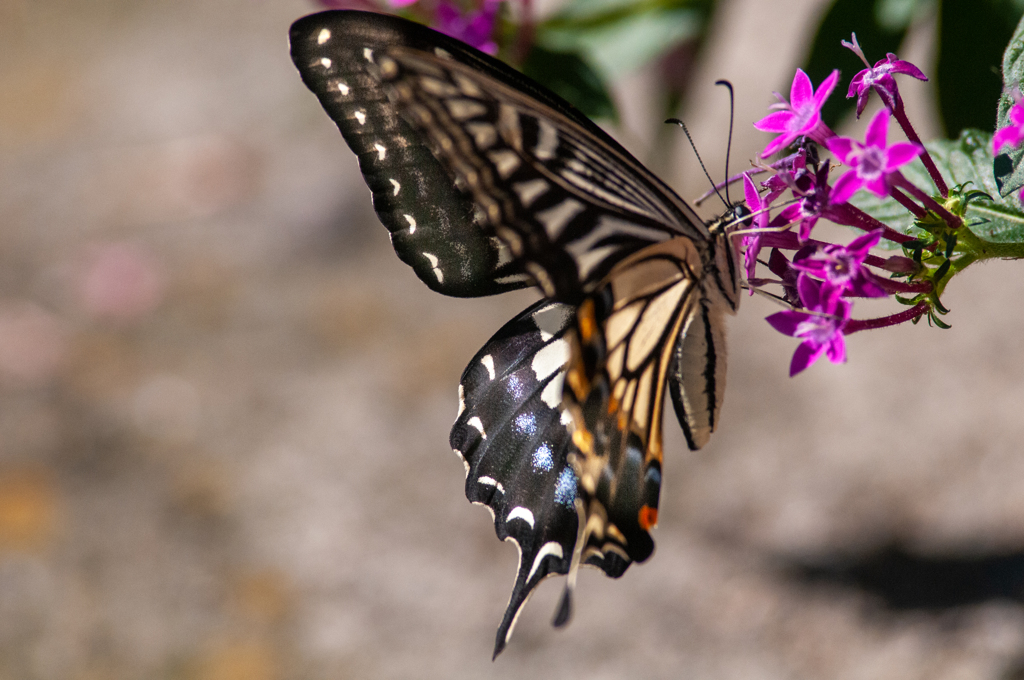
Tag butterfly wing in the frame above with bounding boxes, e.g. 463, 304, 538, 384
290, 11, 530, 296
563, 237, 706, 575
290, 8, 742, 656
370, 43, 712, 303
450, 300, 626, 657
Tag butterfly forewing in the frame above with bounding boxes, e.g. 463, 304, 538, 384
290, 12, 529, 297
374, 48, 711, 302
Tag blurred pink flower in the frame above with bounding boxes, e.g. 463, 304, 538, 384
79, 242, 165, 322
0, 302, 66, 385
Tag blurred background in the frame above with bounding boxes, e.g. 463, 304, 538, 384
4, 0, 1024, 678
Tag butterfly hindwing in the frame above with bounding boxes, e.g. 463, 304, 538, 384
565, 237, 706, 567
449, 300, 579, 655
450, 299, 636, 656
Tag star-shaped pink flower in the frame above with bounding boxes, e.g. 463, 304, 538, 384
766, 274, 851, 376
844, 34, 927, 117
754, 69, 839, 156
825, 108, 923, 203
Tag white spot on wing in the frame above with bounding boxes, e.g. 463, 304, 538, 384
507, 506, 535, 528
527, 541, 564, 582
513, 178, 549, 207
537, 199, 584, 241
467, 416, 486, 439
532, 338, 569, 382
390, 179, 401, 196
446, 98, 487, 120
535, 119, 559, 159
480, 355, 496, 381
532, 303, 570, 342
403, 213, 415, 231
540, 373, 564, 409
337, 81, 350, 96
363, 47, 374, 62
423, 252, 444, 283
478, 476, 505, 494
374, 142, 387, 160
319, 57, 332, 68
487, 149, 520, 179
354, 109, 367, 125
457, 384, 466, 418
317, 28, 331, 44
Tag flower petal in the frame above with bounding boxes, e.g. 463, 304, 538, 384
790, 341, 825, 376
766, 309, 808, 336
742, 173, 762, 212
846, 228, 884, 255
789, 69, 814, 108
796, 272, 821, 309
863, 108, 890, 148
812, 70, 840, 108
825, 332, 847, 364
829, 170, 863, 204
825, 136, 855, 163
754, 111, 796, 133
886, 55, 927, 81
885, 142, 924, 169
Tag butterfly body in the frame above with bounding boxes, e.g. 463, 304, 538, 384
290, 10, 741, 656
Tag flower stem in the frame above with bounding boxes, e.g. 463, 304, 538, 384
845, 302, 928, 334
892, 174, 962, 227
889, 186, 928, 219
830, 203, 917, 244
874, 277, 931, 294
888, 95, 948, 197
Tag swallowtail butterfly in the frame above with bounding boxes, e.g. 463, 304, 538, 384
290, 9, 743, 657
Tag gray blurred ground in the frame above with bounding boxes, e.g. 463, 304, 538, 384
2, 0, 1024, 678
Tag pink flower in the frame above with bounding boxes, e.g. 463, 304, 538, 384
434, 0, 500, 55
791, 229, 888, 298
993, 101, 1024, 154
754, 69, 840, 156
844, 34, 927, 117
740, 173, 800, 289
766, 274, 851, 376
825, 108, 923, 203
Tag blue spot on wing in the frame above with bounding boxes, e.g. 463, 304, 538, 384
532, 442, 553, 471
514, 412, 537, 436
554, 466, 577, 507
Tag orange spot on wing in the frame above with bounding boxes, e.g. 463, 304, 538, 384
638, 505, 658, 530
577, 299, 596, 342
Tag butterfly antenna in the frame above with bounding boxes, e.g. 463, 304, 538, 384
665, 117, 729, 210
715, 79, 736, 207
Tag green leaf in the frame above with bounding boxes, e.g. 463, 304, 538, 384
521, 46, 617, 121
803, 0, 918, 130
850, 129, 1024, 244
535, 0, 710, 81
994, 9, 1024, 196
937, 0, 1022, 138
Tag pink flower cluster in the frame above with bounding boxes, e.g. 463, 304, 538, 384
744, 35, 955, 375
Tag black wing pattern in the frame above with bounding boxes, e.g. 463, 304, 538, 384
374, 46, 712, 302
290, 12, 528, 296
289, 9, 742, 658
450, 299, 629, 656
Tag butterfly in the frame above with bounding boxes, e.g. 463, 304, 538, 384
289, 9, 743, 657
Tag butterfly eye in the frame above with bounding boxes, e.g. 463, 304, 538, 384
733, 204, 754, 228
